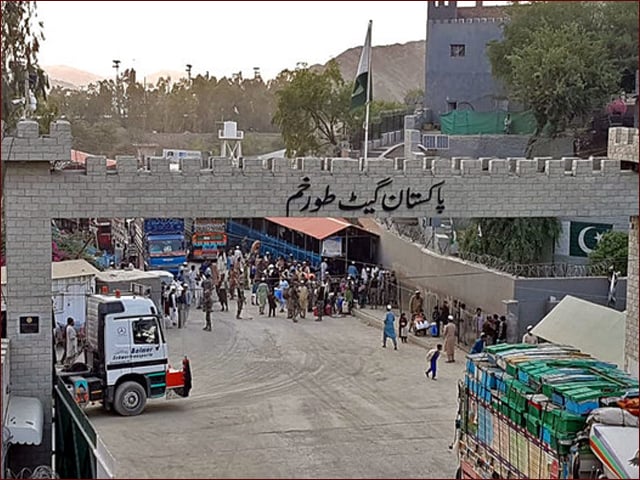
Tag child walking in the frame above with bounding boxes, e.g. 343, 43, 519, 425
399, 313, 408, 343
267, 289, 277, 317
425, 344, 443, 380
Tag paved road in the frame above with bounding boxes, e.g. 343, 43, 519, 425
87, 303, 465, 478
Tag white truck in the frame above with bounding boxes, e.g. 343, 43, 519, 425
59, 293, 191, 416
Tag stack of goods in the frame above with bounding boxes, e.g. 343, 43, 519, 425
457, 344, 638, 479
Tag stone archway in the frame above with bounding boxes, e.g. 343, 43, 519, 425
2, 119, 638, 464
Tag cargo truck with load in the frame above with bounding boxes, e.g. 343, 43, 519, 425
132, 218, 189, 275
189, 218, 227, 261
58, 293, 192, 416
455, 343, 638, 479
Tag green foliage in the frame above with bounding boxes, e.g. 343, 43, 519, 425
588, 231, 628, 276
487, 1, 636, 136
459, 218, 561, 264
1, 0, 48, 128
272, 60, 351, 157
403, 88, 424, 107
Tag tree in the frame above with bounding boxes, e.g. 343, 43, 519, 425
272, 60, 350, 157
1, 0, 48, 128
458, 218, 561, 265
589, 231, 628, 276
487, 1, 636, 138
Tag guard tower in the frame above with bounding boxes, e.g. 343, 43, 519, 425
218, 121, 244, 165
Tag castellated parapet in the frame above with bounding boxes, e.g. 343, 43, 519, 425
2, 119, 638, 221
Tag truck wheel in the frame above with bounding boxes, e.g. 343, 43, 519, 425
114, 381, 147, 416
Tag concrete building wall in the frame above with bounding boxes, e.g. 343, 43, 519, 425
512, 277, 627, 340
438, 134, 574, 159
378, 226, 515, 316
425, 18, 505, 117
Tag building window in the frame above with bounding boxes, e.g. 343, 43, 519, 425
450, 44, 466, 57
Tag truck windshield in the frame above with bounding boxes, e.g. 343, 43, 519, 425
148, 239, 184, 257
131, 316, 165, 344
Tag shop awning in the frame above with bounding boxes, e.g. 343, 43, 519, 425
531, 295, 625, 368
590, 424, 639, 479
6, 396, 44, 445
266, 217, 377, 241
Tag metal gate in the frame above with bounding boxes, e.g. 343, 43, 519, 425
53, 377, 115, 479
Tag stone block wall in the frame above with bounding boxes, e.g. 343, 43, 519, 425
626, 216, 639, 378
1, 120, 639, 464
608, 127, 639, 164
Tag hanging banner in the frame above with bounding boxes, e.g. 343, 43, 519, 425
322, 236, 342, 257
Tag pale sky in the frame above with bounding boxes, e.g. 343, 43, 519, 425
36, 1, 500, 81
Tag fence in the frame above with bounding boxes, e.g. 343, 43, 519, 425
393, 277, 481, 350
387, 220, 614, 278
226, 220, 322, 267
54, 377, 115, 478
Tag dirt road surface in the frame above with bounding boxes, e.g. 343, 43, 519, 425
87, 303, 464, 478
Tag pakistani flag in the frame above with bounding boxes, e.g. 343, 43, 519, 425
569, 221, 612, 257
351, 20, 372, 110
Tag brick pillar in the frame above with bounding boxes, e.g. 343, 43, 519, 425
625, 216, 639, 378
4, 161, 53, 467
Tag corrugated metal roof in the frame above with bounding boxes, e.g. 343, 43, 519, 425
265, 217, 354, 240
531, 295, 625, 368
1, 259, 100, 285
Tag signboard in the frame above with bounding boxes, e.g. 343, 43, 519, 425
19, 315, 39, 334
162, 149, 202, 160
321, 236, 342, 257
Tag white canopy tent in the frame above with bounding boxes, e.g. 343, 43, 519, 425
531, 295, 626, 368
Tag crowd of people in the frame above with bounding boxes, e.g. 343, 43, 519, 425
154, 243, 542, 384
158, 242, 401, 331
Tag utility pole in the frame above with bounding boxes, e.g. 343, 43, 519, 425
186, 64, 192, 83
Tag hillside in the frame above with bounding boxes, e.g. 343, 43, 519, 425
43, 40, 426, 102
44, 65, 102, 88
312, 40, 425, 103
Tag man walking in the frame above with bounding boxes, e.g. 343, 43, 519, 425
64, 317, 79, 366
522, 325, 538, 344
382, 305, 398, 350
442, 315, 456, 363
202, 273, 213, 331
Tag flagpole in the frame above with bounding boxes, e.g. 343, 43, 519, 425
363, 20, 372, 163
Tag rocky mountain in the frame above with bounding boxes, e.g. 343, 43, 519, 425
312, 40, 425, 104
43, 40, 426, 102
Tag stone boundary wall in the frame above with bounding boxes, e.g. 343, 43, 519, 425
608, 127, 639, 163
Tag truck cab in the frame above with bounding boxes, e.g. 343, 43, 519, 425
61, 293, 190, 416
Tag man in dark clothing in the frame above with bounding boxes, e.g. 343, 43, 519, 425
438, 301, 450, 338
202, 274, 213, 331
497, 315, 508, 344
315, 282, 326, 321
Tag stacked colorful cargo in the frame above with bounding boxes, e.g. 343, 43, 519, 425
457, 344, 638, 479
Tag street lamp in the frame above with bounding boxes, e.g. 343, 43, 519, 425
112, 59, 121, 80
186, 64, 192, 83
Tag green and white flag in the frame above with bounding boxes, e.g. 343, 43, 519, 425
351, 20, 372, 110
569, 221, 612, 257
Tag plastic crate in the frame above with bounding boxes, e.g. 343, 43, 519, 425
563, 388, 600, 415
554, 410, 586, 435
524, 413, 541, 438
